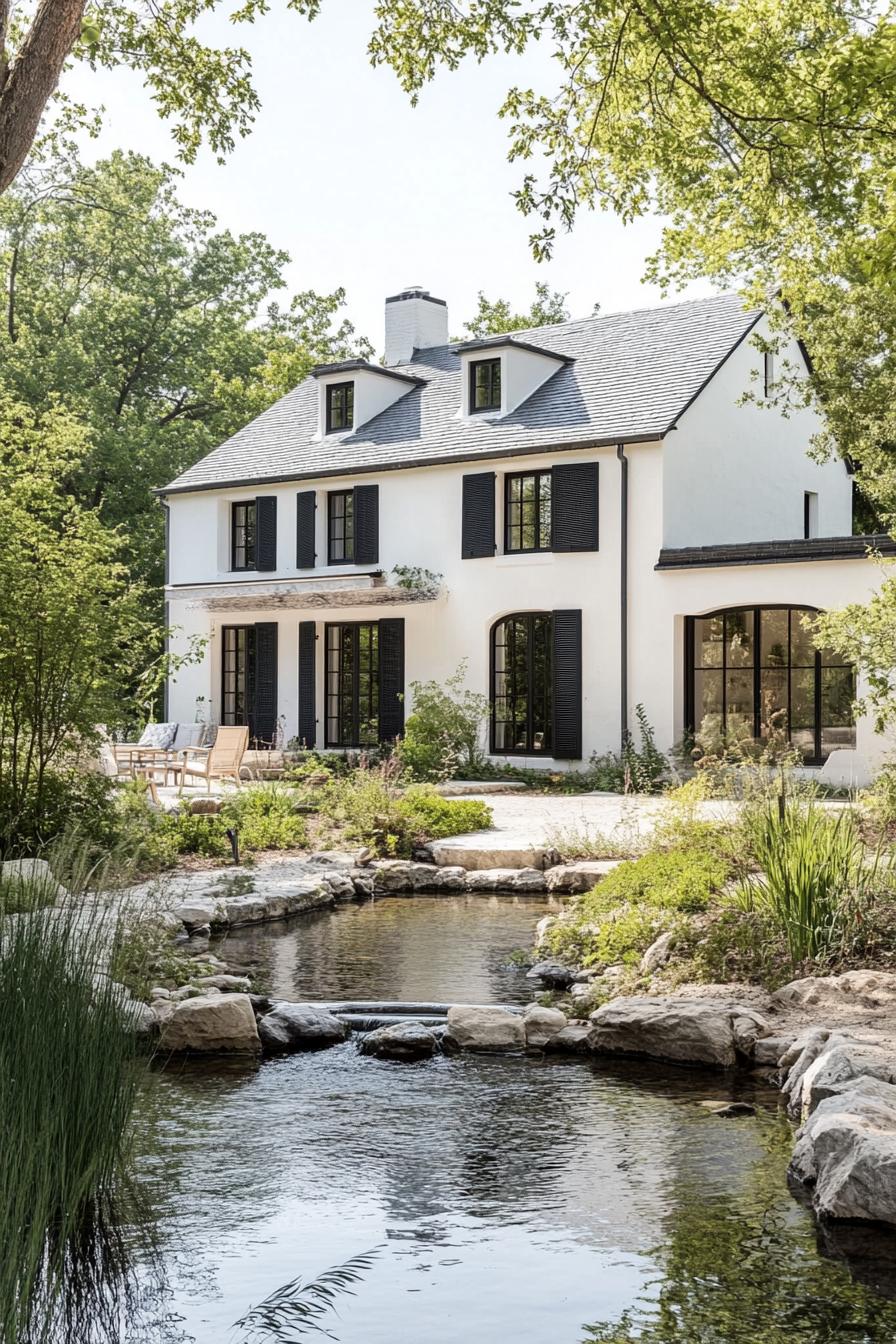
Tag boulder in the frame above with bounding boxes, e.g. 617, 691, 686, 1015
358, 1021, 439, 1062
465, 867, 546, 893
173, 897, 222, 931
523, 1004, 569, 1049
372, 860, 445, 893
790, 1076, 896, 1224
544, 861, 622, 894
639, 930, 677, 975
526, 960, 576, 990
159, 993, 261, 1054
588, 996, 771, 1069
752, 1034, 798, 1067
534, 914, 558, 948
787, 1036, 896, 1119
257, 1002, 349, 1054
544, 1022, 593, 1053
0, 857, 68, 902
444, 1005, 525, 1052
194, 974, 252, 993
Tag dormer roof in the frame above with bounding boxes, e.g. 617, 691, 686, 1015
310, 359, 425, 387
160, 292, 762, 494
454, 335, 574, 364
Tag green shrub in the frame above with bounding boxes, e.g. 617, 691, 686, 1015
397, 662, 489, 781
546, 844, 733, 968
742, 803, 876, 965
220, 782, 308, 852
321, 765, 491, 856
0, 769, 121, 860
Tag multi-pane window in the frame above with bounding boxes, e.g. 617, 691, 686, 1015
687, 606, 856, 763
491, 613, 553, 754
505, 472, 552, 552
221, 625, 255, 725
326, 381, 354, 433
328, 490, 355, 563
470, 358, 501, 412
231, 501, 256, 571
325, 622, 379, 747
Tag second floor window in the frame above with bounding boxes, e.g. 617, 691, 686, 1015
326, 381, 354, 432
328, 490, 354, 563
470, 358, 501, 412
231, 501, 256, 571
505, 471, 552, 552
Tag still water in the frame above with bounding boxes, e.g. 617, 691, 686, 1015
130, 896, 896, 1344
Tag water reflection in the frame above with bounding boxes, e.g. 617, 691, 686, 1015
130, 1050, 896, 1344
211, 894, 561, 1004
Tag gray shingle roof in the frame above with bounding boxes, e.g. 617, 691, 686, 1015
161, 292, 760, 494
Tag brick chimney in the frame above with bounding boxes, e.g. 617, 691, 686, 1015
384, 286, 448, 366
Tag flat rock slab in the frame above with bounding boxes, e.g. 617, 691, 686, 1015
258, 1002, 350, 1054
774, 970, 896, 1012
429, 838, 551, 871
358, 1020, 440, 1061
588, 996, 771, 1069
444, 1005, 525, 1052
544, 861, 622, 893
159, 993, 261, 1054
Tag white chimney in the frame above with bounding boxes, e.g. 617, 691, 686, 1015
384, 286, 448, 366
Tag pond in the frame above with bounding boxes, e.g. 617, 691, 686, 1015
127, 895, 896, 1344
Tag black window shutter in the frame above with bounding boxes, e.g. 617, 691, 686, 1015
296, 491, 316, 569
378, 618, 405, 743
354, 484, 379, 565
251, 622, 278, 746
461, 472, 496, 558
255, 495, 278, 570
552, 609, 582, 760
551, 463, 599, 552
298, 621, 316, 748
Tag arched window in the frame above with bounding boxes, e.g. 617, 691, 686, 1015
686, 606, 855, 763
491, 613, 553, 754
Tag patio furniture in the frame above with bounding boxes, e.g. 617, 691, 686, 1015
172, 726, 249, 794
114, 723, 207, 783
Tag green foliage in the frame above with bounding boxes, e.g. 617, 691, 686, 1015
544, 821, 644, 862
460, 282, 573, 337
0, 149, 372, 595
110, 907, 219, 1002
547, 844, 733, 968
398, 662, 489, 782
742, 803, 877, 965
815, 577, 896, 733
233, 1248, 381, 1344
220, 783, 309, 853
0, 878, 144, 1341
321, 765, 492, 857
0, 397, 150, 856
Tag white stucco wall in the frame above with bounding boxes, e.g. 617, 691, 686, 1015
662, 320, 852, 547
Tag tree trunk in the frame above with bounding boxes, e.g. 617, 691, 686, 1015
0, 0, 86, 196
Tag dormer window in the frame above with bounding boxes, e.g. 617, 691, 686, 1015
326, 381, 354, 433
470, 358, 502, 413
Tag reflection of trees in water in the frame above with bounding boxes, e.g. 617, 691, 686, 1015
582, 1115, 896, 1343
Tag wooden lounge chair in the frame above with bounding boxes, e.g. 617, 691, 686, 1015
173, 726, 249, 794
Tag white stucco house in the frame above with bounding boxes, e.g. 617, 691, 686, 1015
159, 287, 894, 777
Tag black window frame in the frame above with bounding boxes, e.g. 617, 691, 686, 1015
684, 604, 856, 766
490, 611, 553, 755
469, 357, 502, 413
325, 381, 354, 433
504, 470, 552, 553
324, 621, 380, 748
327, 489, 355, 564
221, 624, 255, 726
231, 501, 256, 572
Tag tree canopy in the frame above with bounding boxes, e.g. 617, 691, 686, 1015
0, 148, 371, 590
461, 283, 572, 339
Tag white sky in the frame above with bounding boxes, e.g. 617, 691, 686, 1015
65, 0, 715, 352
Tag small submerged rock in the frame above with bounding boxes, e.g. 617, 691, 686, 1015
358, 1020, 440, 1062
257, 1002, 350, 1054
699, 1100, 757, 1118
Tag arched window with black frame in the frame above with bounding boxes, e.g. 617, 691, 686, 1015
685, 605, 855, 763
491, 612, 553, 754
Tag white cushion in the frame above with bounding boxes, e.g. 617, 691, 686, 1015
137, 722, 177, 749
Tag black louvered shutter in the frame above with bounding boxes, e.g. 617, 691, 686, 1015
551, 463, 599, 552
251, 622, 278, 746
296, 491, 316, 569
255, 495, 278, 570
378, 618, 405, 743
552, 609, 582, 760
298, 621, 316, 748
354, 484, 379, 565
461, 472, 496, 558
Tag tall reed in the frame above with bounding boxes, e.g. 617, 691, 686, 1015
0, 858, 147, 1342
742, 803, 874, 966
